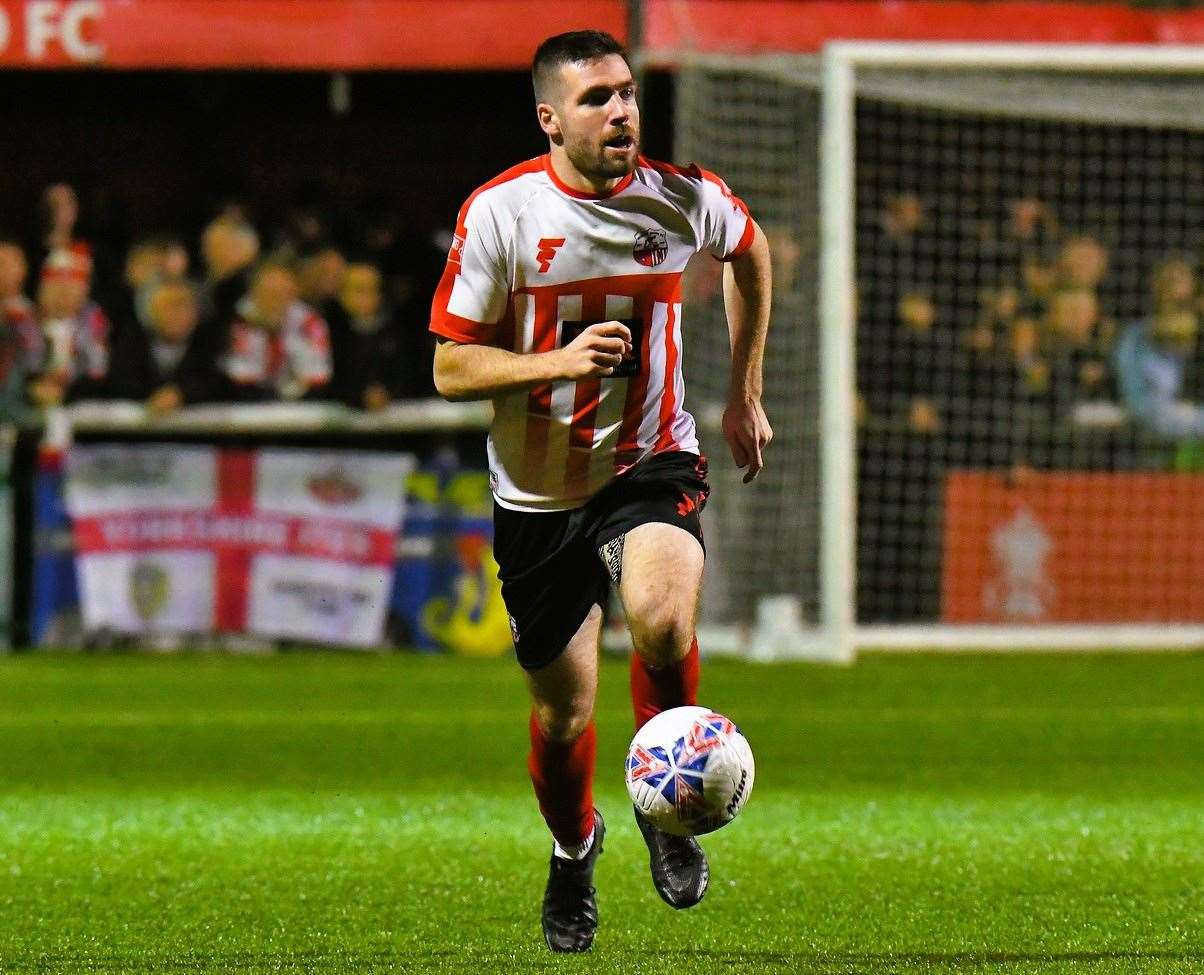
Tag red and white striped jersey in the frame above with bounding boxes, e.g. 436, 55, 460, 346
430, 154, 753, 511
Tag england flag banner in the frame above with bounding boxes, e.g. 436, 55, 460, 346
65, 444, 415, 646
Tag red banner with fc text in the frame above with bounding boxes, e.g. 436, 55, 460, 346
1, 1, 1202, 71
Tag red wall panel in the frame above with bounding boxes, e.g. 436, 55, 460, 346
1, 1, 1200, 71
942, 471, 1204, 624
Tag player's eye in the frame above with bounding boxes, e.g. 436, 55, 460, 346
620, 87, 636, 101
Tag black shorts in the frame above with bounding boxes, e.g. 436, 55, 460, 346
493, 451, 710, 671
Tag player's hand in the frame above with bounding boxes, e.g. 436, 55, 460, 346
556, 321, 633, 379
723, 395, 773, 484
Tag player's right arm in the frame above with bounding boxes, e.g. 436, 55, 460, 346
430, 190, 629, 402
434, 324, 632, 402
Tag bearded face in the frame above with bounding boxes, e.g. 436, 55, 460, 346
542, 54, 640, 185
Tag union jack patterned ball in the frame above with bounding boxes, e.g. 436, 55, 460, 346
625, 706, 755, 837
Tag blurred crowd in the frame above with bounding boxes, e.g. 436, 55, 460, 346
858, 192, 1204, 457
0, 182, 438, 422
855, 191, 1204, 620
4, 180, 1200, 451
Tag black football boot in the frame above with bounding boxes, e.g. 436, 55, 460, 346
541, 809, 605, 952
633, 805, 709, 908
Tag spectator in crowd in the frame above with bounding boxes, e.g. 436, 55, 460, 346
857, 203, 944, 623
218, 261, 331, 401
1154, 256, 1195, 310
296, 243, 347, 321
875, 192, 928, 303
0, 241, 32, 421
328, 262, 417, 411
859, 193, 934, 426
0, 238, 40, 376
1114, 258, 1204, 441
981, 196, 1060, 301
1007, 197, 1058, 254
897, 291, 945, 434
882, 192, 925, 244
1007, 317, 1052, 405
162, 238, 190, 280
110, 235, 191, 330
864, 289, 948, 435
106, 277, 219, 413
200, 216, 259, 330
954, 285, 1026, 416
965, 282, 1023, 359
1043, 286, 1115, 414
281, 198, 332, 255
0, 323, 22, 422
1057, 235, 1109, 291
947, 305, 1052, 471
28, 183, 82, 282
26, 247, 110, 406
41, 183, 79, 252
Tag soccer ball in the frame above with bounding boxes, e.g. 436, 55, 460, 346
625, 706, 755, 837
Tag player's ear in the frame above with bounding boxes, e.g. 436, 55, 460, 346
536, 102, 563, 145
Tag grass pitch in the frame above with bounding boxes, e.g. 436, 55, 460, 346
0, 652, 1200, 973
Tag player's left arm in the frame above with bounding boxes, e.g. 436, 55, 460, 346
722, 220, 773, 484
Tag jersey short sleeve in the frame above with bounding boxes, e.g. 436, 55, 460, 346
429, 195, 510, 345
695, 168, 755, 262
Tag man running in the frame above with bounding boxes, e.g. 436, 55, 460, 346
430, 29, 772, 953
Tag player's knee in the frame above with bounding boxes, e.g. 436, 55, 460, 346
631, 605, 693, 668
534, 700, 594, 743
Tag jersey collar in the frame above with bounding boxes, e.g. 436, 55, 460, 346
542, 154, 635, 200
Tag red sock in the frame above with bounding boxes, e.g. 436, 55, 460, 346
527, 712, 596, 849
630, 635, 701, 731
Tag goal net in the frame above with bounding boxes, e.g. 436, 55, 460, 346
670, 45, 1204, 660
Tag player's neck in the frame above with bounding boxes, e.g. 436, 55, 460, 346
547, 148, 623, 197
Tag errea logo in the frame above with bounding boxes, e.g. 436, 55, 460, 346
536, 237, 565, 273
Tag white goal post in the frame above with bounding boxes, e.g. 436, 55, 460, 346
670, 43, 1204, 661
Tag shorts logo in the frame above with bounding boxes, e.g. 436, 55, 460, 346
536, 237, 566, 273
508, 613, 520, 643
599, 534, 625, 584
677, 492, 698, 517
633, 228, 668, 268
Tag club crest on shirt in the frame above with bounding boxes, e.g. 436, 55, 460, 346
633, 228, 668, 268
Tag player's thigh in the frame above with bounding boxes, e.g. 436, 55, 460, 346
493, 503, 607, 672
525, 604, 603, 741
619, 521, 704, 656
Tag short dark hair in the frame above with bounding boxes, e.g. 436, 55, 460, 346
532, 30, 628, 104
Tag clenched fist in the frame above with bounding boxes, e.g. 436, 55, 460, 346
555, 321, 633, 380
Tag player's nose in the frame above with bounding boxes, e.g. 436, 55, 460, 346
607, 94, 630, 123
